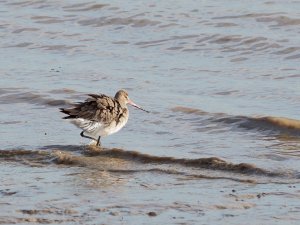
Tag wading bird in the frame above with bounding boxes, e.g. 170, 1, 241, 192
60, 90, 149, 146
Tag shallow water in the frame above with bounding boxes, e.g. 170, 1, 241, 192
1, 0, 300, 224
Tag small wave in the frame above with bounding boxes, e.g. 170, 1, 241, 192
0, 88, 24, 95
172, 106, 300, 136
256, 15, 300, 27
171, 106, 209, 116
12, 27, 39, 34
38, 44, 85, 51
273, 47, 300, 55
47, 88, 77, 94
63, 4, 107, 12
0, 91, 71, 107
0, 148, 276, 176
105, 168, 255, 183
78, 17, 160, 28
1, 148, 297, 183
42, 146, 278, 177
0, 149, 49, 167
8, 42, 33, 48
257, 117, 300, 130
83, 148, 277, 177
215, 116, 300, 136
212, 13, 284, 20
0, 149, 35, 157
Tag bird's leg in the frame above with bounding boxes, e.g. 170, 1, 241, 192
96, 136, 101, 146
80, 132, 101, 147
80, 131, 95, 140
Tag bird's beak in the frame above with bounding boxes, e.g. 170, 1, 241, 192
128, 99, 150, 113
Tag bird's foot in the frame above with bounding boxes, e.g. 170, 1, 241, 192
87, 139, 102, 152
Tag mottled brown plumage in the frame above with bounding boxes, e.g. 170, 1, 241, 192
60, 90, 148, 146
62, 93, 126, 124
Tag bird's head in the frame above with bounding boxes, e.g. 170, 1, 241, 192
115, 90, 149, 113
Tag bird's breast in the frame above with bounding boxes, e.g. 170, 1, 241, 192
105, 110, 129, 136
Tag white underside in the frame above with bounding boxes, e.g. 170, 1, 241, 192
70, 118, 128, 140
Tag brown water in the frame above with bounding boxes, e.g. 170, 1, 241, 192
1, 0, 300, 224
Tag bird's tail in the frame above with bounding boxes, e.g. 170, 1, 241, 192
59, 108, 76, 119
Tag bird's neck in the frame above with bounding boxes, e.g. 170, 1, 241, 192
116, 99, 127, 109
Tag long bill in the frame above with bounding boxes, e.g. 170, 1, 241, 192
128, 99, 150, 113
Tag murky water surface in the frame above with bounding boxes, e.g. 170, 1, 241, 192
1, 0, 300, 224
